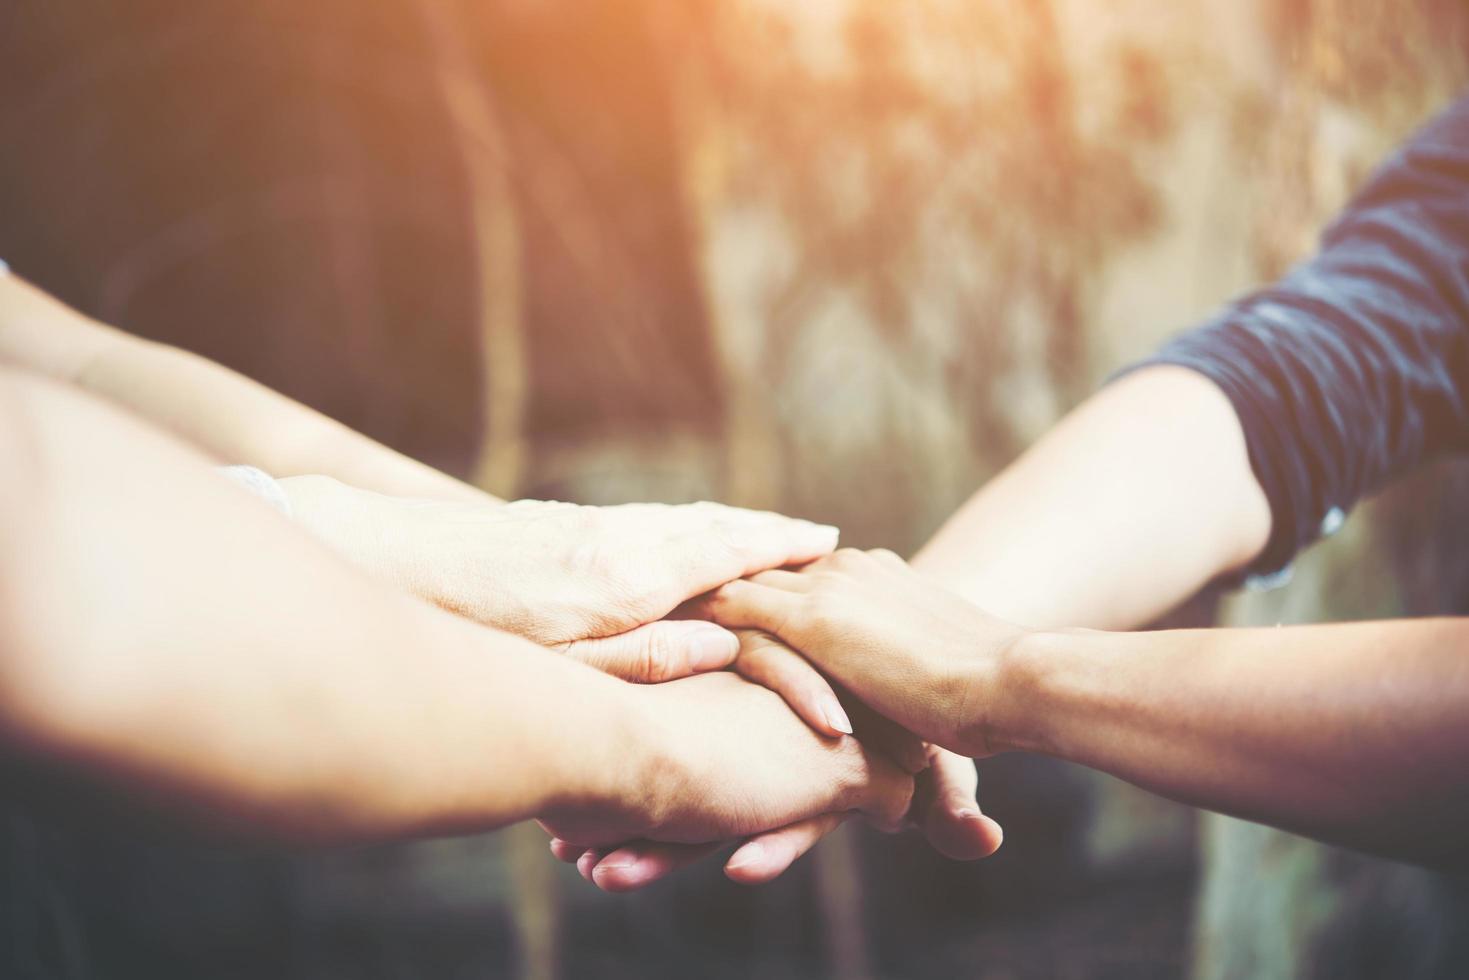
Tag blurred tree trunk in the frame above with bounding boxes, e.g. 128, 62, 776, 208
814, 824, 874, 980
420, 0, 528, 498
421, 5, 548, 978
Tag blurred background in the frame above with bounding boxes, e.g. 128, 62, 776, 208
3, 1, 1469, 977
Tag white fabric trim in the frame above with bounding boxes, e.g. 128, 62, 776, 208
219, 465, 293, 518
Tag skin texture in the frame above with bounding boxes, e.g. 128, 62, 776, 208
0, 272, 493, 504
912, 365, 1272, 629
558, 366, 1280, 888
0, 269, 919, 874
705, 547, 1469, 867
705, 552, 1028, 757
279, 478, 839, 681
0, 368, 914, 848
0, 272, 843, 684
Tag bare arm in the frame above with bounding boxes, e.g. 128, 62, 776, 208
563, 364, 1269, 887
706, 552, 1469, 868
618, 365, 1272, 884
914, 365, 1271, 630
0, 270, 494, 503
0, 368, 911, 845
595, 99, 1469, 881
920, 94, 1469, 631
667, 347, 1442, 882
1009, 619, 1469, 867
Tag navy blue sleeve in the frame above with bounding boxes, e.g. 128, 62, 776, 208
1128, 94, 1469, 579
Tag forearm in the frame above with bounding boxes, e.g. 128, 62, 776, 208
1002, 620, 1469, 866
0, 272, 494, 503
0, 368, 627, 842
924, 98, 1469, 625
913, 365, 1271, 629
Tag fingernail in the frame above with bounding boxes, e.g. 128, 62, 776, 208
955, 808, 982, 821
596, 854, 635, 872
689, 627, 738, 672
727, 842, 765, 869
823, 699, 854, 736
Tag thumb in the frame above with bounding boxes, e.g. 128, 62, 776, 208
918, 749, 1003, 860
557, 620, 739, 683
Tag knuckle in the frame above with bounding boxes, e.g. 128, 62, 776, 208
737, 629, 778, 657
842, 752, 913, 830
889, 775, 917, 828
639, 632, 679, 683
731, 654, 768, 686
711, 523, 748, 558
565, 538, 608, 578
703, 582, 736, 613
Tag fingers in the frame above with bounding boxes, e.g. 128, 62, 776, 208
661, 503, 839, 600
843, 696, 929, 775
725, 812, 849, 885
587, 841, 723, 893
917, 748, 1003, 861
549, 838, 585, 863
728, 625, 927, 775
550, 837, 725, 892
575, 848, 606, 881
732, 630, 851, 736
555, 812, 854, 891
557, 620, 738, 683
745, 568, 817, 591
699, 578, 806, 639
685, 502, 840, 568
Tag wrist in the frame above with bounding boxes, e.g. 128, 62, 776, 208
988, 626, 1098, 757
279, 475, 392, 571
278, 473, 352, 523
535, 676, 667, 839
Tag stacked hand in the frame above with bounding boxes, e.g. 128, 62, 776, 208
280, 478, 838, 681
277, 478, 1003, 886
705, 548, 1031, 756
537, 671, 918, 861
557, 548, 1017, 890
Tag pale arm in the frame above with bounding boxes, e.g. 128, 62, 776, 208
0, 270, 494, 503
885, 365, 1275, 867
0, 368, 910, 845
690, 365, 1273, 881
0, 272, 847, 693
914, 364, 1271, 630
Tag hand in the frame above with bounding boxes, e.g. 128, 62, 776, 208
551, 629, 1003, 890
727, 632, 1002, 872
537, 670, 916, 886
279, 479, 839, 681
702, 548, 1032, 758
553, 747, 1002, 890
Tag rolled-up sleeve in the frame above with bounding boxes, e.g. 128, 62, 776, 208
1127, 94, 1469, 579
